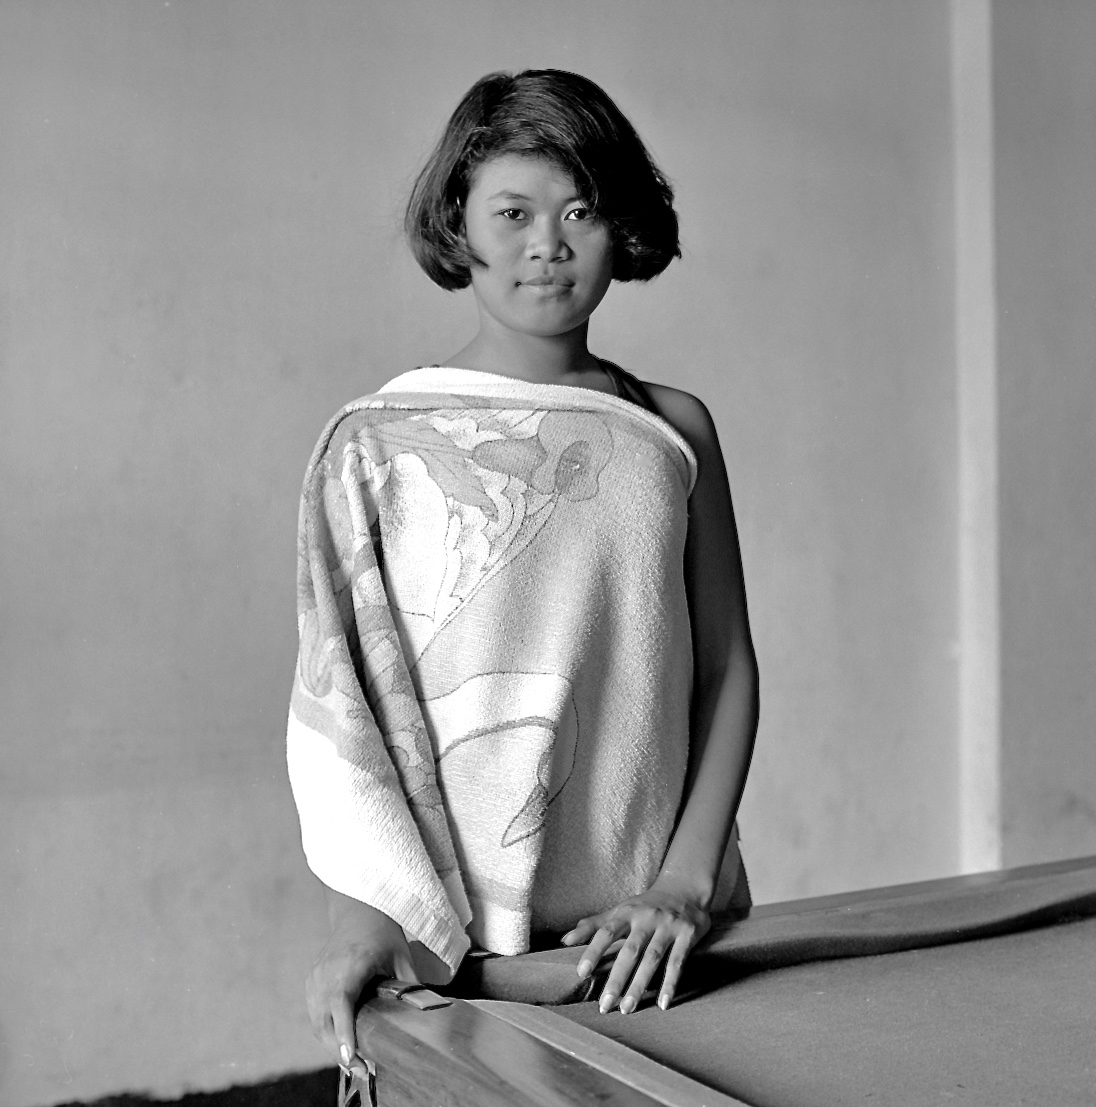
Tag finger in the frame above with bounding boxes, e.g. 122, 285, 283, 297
330, 989, 360, 1071
306, 971, 343, 1063
561, 913, 604, 948
599, 928, 652, 1013
393, 948, 420, 984
576, 920, 623, 979
657, 932, 694, 1011
619, 936, 670, 1015
311, 1004, 341, 1064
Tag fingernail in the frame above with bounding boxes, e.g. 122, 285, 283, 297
340, 1044, 352, 1067
577, 959, 592, 978
599, 993, 616, 1014
619, 996, 636, 1015
658, 994, 670, 1011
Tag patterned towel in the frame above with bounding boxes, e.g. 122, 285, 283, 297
287, 368, 699, 975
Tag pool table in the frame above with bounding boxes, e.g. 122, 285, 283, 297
351, 855, 1096, 1106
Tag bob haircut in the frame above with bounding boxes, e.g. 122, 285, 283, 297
405, 69, 681, 291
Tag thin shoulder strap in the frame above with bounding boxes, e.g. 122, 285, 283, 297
600, 360, 661, 416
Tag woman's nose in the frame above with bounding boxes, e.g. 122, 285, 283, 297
526, 217, 570, 262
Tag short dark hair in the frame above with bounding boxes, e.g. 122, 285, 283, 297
405, 70, 681, 291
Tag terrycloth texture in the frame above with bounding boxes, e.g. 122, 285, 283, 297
287, 367, 700, 974
445, 855, 1096, 1005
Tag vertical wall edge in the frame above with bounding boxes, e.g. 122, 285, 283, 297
951, 0, 1002, 873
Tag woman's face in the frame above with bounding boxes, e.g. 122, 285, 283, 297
461, 154, 614, 341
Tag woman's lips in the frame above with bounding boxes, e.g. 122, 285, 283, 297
520, 275, 573, 295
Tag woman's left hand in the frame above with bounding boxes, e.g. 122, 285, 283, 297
560, 878, 711, 1014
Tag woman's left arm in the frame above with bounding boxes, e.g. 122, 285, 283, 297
562, 387, 759, 1013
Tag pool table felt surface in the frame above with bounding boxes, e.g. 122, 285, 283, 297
356, 856, 1096, 1106
445, 853, 1096, 1006
556, 913, 1096, 1106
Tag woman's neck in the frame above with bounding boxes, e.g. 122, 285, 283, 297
445, 321, 612, 391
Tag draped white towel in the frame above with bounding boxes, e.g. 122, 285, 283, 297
287, 367, 738, 976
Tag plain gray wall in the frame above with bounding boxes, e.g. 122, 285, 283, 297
1, 1, 1092, 1103
995, 0, 1096, 864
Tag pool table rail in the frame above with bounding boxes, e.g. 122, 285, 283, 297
354, 854, 1096, 1106
356, 989, 747, 1106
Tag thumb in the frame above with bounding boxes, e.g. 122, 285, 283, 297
393, 946, 421, 984
330, 991, 360, 1072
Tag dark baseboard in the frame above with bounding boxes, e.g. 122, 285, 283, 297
52, 1068, 340, 1107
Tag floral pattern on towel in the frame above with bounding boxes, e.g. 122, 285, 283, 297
422, 670, 580, 851
299, 402, 614, 871
342, 407, 607, 852
344, 407, 612, 656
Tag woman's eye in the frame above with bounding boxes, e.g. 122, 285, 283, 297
498, 208, 525, 220
565, 207, 591, 221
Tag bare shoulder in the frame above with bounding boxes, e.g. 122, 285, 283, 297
641, 381, 721, 456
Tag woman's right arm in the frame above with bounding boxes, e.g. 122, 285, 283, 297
306, 888, 420, 1076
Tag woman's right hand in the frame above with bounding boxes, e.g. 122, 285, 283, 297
306, 892, 419, 1076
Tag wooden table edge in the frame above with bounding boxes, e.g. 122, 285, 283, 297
746, 852, 1096, 919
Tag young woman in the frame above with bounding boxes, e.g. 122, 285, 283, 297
287, 69, 759, 1078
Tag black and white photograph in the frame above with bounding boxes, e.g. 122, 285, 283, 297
3, 2, 1094, 1105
